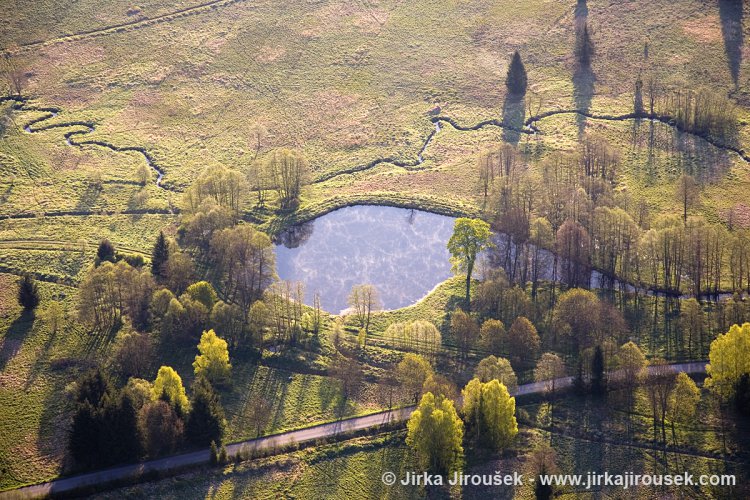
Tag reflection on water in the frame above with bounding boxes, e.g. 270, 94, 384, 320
274, 205, 455, 313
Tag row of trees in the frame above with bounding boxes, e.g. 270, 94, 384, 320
69, 361, 227, 468
477, 101, 748, 298
405, 352, 519, 475
181, 151, 308, 227
400, 321, 744, 479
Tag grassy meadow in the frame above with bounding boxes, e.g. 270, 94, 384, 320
1, 0, 750, 496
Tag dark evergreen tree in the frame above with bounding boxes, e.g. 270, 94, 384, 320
573, 358, 586, 395
18, 274, 40, 310
505, 51, 528, 95
96, 239, 116, 263
75, 369, 113, 406
186, 377, 226, 447
575, 23, 594, 67
68, 401, 100, 468
735, 373, 750, 417
69, 372, 144, 468
106, 392, 144, 463
151, 231, 169, 279
590, 345, 606, 395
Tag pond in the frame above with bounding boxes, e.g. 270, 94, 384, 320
274, 205, 456, 313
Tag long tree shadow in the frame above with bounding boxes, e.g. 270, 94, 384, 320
573, 65, 596, 136
672, 128, 733, 183
719, 0, 744, 88
574, 0, 588, 26
75, 184, 102, 212
501, 93, 525, 145
0, 310, 34, 372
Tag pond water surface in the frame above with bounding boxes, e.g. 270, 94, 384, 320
274, 205, 455, 313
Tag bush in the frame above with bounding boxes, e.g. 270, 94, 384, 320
96, 239, 116, 263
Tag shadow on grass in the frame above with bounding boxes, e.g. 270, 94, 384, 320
573, 65, 595, 137
719, 0, 743, 88
672, 128, 733, 183
75, 184, 102, 212
574, 0, 588, 26
0, 310, 34, 372
501, 94, 525, 145
82, 320, 122, 358
0, 183, 14, 205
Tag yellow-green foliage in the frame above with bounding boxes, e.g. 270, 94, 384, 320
152, 365, 190, 414
193, 329, 232, 384
706, 323, 750, 398
462, 377, 518, 449
406, 392, 464, 475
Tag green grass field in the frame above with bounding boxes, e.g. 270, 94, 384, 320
2, 0, 750, 495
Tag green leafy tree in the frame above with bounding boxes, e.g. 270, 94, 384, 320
480, 379, 518, 449
479, 319, 506, 355
507, 316, 540, 366
447, 218, 493, 308
667, 372, 700, 447
185, 281, 219, 311
160, 297, 186, 339
462, 378, 518, 449
151, 231, 169, 278
40, 300, 64, 333
396, 353, 433, 404
210, 301, 245, 349
122, 377, 154, 411
153, 366, 190, 416
193, 329, 232, 385
17, 274, 40, 310
451, 307, 479, 357
505, 50, 528, 95
617, 341, 647, 392
186, 377, 226, 447
406, 392, 464, 475
706, 323, 750, 399
474, 355, 518, 394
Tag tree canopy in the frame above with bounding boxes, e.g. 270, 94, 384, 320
706, 323, 750, 399
193, 329, 232, 385
406, 392, 464, 475
447, 217, 493, 307
462, 378, 518, 449
153, 366, 190, 415
505, 51, 528, 95
474, 355, 518, 394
